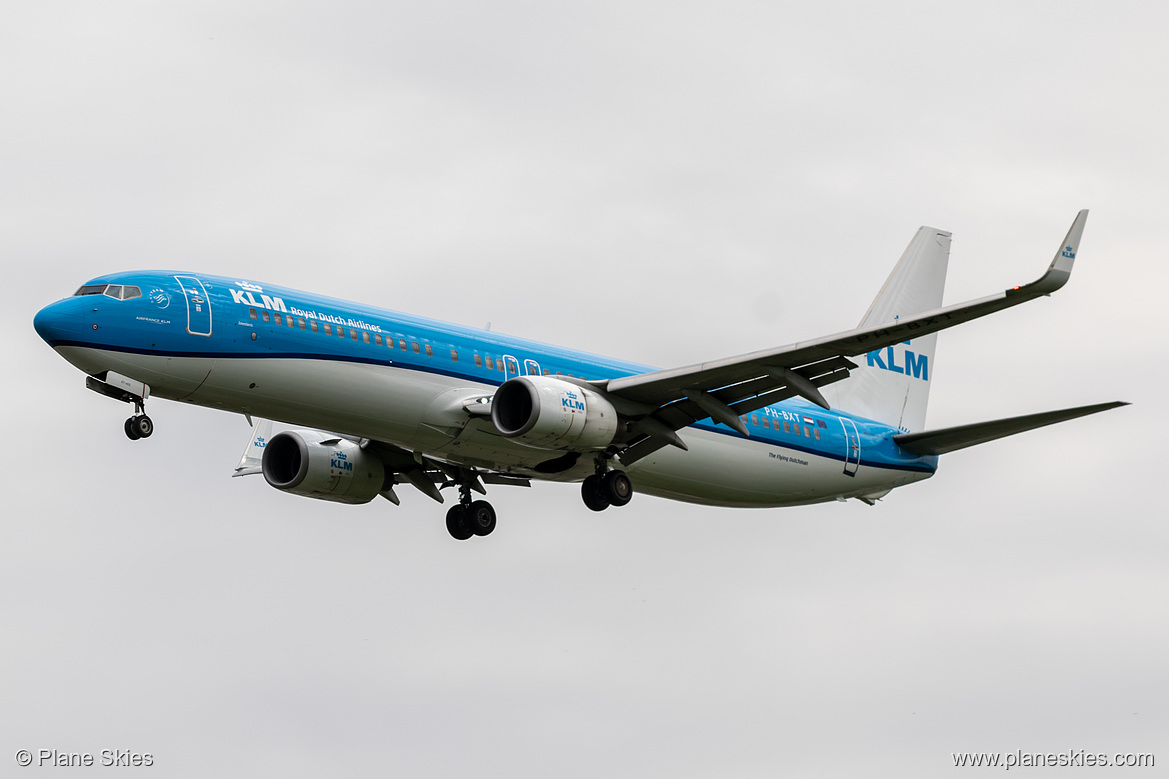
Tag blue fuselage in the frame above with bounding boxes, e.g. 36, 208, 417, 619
34, 270, 937, 507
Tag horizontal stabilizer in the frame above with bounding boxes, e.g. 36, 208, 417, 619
893, 401, 1128, 456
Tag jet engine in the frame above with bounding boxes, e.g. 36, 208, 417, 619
491, 376, 618, 450
262, 430, 387, 504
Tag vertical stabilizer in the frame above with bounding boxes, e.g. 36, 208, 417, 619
826, 227, 950, 432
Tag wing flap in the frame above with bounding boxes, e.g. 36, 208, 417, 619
617, 359, 855, 465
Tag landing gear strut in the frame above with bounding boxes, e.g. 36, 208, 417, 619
581, 457, 633, 512
445, 480, 496, 540
123, 400, 153, 441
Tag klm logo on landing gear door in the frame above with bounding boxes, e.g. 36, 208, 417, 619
174, 275, 212, 336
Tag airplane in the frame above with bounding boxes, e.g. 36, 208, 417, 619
33, 210, 1125, 540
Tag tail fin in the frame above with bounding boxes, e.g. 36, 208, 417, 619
826, 226, 951, 432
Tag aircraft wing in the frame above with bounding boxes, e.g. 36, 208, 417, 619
601, 210, 1089, 463
341, 437, 531, 504
232, 417, 529, 503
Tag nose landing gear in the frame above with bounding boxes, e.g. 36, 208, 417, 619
84, 373, 155, 441
124, 411, 154, 440
123, 399, 153, 440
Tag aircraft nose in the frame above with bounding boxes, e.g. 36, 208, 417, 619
33, 299, 85, 345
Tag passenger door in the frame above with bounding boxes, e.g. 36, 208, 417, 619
502, 355, 520, 381
174, 275, 212, 336
840, 417, 861, 476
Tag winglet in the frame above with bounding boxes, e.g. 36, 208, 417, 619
1012, 209, 1088, 297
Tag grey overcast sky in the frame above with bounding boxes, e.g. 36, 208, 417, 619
3, 2, 1166, 776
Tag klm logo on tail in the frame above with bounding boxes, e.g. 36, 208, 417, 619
866, 341, 928, 380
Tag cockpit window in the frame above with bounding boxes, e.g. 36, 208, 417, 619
72, 284, 143, 300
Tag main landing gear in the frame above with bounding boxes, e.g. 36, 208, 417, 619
123, 401, 153, 441
445, 480, 497, 541
581, 459, 633, 512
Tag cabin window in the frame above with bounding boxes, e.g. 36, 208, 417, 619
498, 360, 505, 372
261, 310, 270, 323
310, 320, 318, 333
361, 331, 369, 343
273, 312, 282, 325
763, 418, 770, 429
485, 356, 494, 370
287, 315, 295, 327
412, 341, 420, 354
425, 344, 433, 356
783, 421, 791, 434
813, 428, 821, 440
337, 326, 346, 338
804, 426, 811, 438
374, 334, 383, 346
543, 369, 550, 376
751, 414, 759, 426
474, 354, 482, 367
323, 322, 332, 335
297, 318, 306, 330
249, 308, 257, 321
451, 349, 458, 361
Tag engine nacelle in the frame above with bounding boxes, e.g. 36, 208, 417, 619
262, 430, 386, 505
491, 376, 619, 450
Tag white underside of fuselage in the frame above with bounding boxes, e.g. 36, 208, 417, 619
58, 346, 930, 508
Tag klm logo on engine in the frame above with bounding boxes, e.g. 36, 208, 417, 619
331, 450, 352, 472
866, 341, 928, 380
562, 390, 585, 412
